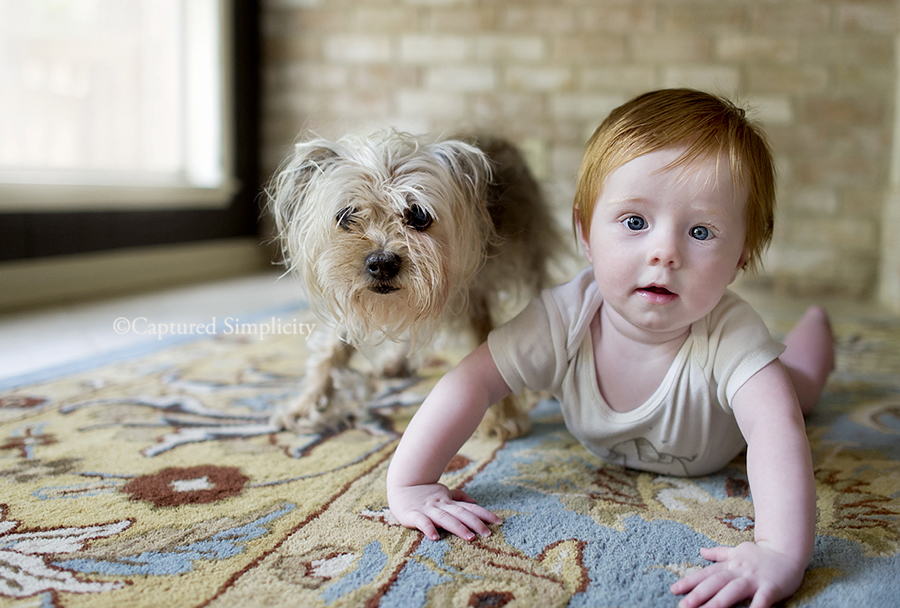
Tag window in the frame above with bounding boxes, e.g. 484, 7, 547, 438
0, 0, 260, 260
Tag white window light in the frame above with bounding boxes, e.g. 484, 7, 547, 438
0, 0, 236, 211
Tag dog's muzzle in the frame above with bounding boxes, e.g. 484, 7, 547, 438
365, 251, 401, 294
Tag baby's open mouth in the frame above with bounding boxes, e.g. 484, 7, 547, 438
641, 286, 674, 295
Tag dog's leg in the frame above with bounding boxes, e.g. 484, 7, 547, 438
479, 391, 533, 440
274, 329, 354, 432
380, 341, 412, 378
469, 296, 532, 440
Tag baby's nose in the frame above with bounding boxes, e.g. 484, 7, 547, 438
649, 233, 681, 268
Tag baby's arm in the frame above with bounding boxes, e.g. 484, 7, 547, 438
671, 359, 815, 608
386, 342, 512, 541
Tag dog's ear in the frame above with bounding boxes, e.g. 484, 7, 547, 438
284, 141, 342, 193
267, 140, 342, 233
430, 139, 492, 193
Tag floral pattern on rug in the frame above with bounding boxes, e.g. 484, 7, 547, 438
0, 308, 898, 607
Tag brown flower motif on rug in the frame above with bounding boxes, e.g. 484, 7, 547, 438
0, 396, 47, 409
122, 465, 249, 507
0, 427, 56, 458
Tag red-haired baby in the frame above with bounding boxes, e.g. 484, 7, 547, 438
387, 89, 835, 608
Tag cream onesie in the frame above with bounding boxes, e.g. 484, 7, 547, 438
488, 267, 785, 476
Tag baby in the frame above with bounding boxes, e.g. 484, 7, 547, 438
386, 89, 834, 608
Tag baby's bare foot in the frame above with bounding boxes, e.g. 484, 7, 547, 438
781, 306, 835, 416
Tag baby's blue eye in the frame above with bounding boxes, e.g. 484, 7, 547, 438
625, 216, 645, 231
691, 226, 711, 241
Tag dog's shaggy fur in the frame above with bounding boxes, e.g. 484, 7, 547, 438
268, 130, 560, 437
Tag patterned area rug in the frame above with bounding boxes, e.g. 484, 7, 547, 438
1, 301, 899, 608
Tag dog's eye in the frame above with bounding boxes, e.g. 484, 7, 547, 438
404, 205, 433, 232
336, 206, 356, 230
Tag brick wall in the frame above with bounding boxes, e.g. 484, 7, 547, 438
261, 0, 899, 300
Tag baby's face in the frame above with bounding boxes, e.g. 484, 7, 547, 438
580, 146, 749, 342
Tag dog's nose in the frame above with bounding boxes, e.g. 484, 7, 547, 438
365, 252, 401, 281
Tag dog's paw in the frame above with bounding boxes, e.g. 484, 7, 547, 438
476, 402, 531, 441
380, 357, 412, 379
272, 412, 315, 434
271, 407, 313, 434
273, 406, 353, 435
272, 393, 332, 433
475, 392, 536, 440
273, 378, 376, 434
475, 415, 531, 440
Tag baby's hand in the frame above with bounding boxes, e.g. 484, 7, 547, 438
670, 542, 807, 608
387, 483, 502, 542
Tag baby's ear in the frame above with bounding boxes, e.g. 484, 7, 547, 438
574, 210, 593, 263
730, 246, 751, 283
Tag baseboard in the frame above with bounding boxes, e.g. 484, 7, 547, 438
0, 238, 272, 312
879, 188, 900, 315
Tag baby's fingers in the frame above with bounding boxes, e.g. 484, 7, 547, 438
747, 584, 779, 608
670, 561, 724, 596
453, 496, 503, 527
404, 511, 441, 542
700, 578, 756, 608
674, 568, 743, 608
699, 545, 733, 563
450, 501, 502, 537
449, 489, 476, 503
429, 505, 490, 541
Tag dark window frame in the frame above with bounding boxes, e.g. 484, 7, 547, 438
0, 1, 261, 262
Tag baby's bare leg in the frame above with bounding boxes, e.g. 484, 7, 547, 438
780, 306, 835, 416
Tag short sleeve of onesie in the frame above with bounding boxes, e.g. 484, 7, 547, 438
707, 292, 787, 411
488, 267, 599, 398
